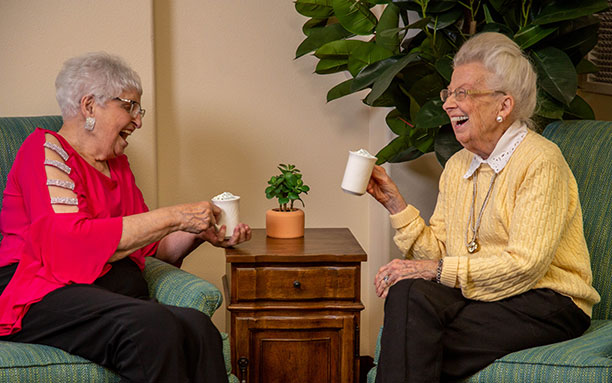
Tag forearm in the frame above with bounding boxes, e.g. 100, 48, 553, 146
155, 231, 204, 265
109, 207, 180, 262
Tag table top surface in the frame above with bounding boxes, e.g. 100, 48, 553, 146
225, 228, 367, 263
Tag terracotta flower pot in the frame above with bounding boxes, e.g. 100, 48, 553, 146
265, 208, 305, 238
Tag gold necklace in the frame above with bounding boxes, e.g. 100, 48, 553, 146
465, 171, 497, 253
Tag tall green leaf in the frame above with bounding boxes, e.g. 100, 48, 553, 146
513, 25, 557, 50
375, 136, 423, 164
332, 0, 378, 35
532, 0, 608, 25
315, 39, 366, 59
315, 58, 349, 74
297, 23, 354, 58
352, 56, 401, 91
565, 95, 595, 120
347, 42, 394, 76
386, 108, 412, 136
531, 47, 577, 106
327, 79, 356, 102
365, 53, 420, 104
414, 99, 449, 129
295, 0, 334, 18
376, 4, 401, 53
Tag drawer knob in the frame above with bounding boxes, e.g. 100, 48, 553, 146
293, 280, 301, 289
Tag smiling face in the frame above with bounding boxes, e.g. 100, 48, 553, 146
443, 61, 513, 158
93, 89, 143, 159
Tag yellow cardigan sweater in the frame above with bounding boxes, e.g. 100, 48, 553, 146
390, 129, 600, 316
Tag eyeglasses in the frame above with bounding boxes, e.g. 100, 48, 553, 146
113, 97, 146, 119
440, 88, 505, 102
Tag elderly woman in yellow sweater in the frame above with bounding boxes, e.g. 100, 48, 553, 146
368, 32, 600, 383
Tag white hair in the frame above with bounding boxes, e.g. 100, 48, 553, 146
453, 32, 537, 127
55, 52, 142, 119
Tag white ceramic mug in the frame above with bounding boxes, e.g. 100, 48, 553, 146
211, 193, 240, 238
341, 149, 377, 195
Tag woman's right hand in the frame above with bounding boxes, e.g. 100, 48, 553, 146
367, 165, 407, 214
175, 201, 222, 234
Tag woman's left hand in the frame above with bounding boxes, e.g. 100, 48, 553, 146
375, 258, 438, 298
199, 223, 252, 248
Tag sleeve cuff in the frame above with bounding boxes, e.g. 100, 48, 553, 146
439, 256, 459, 287
389, 205, 420, 229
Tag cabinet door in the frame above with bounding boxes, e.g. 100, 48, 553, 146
233, 315, 357, 383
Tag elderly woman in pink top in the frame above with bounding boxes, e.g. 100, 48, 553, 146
0, 52, 250, 383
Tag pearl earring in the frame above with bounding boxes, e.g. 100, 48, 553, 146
84, 117, 95, 131
496, 115, 503, 123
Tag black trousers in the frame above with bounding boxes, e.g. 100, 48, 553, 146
375, 279, 590, 383
0, 258, 228, 383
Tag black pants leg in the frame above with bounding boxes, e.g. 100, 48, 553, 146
0, 262, 228, 383
375, 279, 590, 383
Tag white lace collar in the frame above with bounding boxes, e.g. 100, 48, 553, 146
463, 120, 528, 178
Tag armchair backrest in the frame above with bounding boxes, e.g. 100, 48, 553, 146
543, 120, 612, 320
0, 116, 63, 242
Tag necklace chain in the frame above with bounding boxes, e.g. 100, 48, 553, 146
465, 171, 497, 253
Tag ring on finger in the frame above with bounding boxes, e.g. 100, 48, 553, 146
383, 275, 390, 283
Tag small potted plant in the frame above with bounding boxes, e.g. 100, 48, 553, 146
265, 163, 310, 238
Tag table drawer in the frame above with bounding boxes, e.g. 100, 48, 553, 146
233, 266, 359, 301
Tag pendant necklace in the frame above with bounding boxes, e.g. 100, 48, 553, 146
465, 170, 497, 253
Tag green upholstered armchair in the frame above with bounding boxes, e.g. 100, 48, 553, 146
368, 120, 612, 383
0, 116, 237, 383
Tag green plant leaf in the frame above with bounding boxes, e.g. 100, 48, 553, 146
576, 58, 599, 74
315, 39, 366, 59
351, 56, 401, 91
389, 0, 421, 12
531, 47, 577, 106
408, 73, 444, 106
414, 99, 449, 129
386, 108, 412, 136
434, 125, 462, 166
565, 94, 595, 120
375, 135, 423, 164
435, 56, 453, 82
480, 22, 514, 36
429, 7, 462, 30
302, 18, 328, 36
483, 4, 494, 23
327, 79, 357, 102
296, 23, 354, 58
315, 58, 348, 74
532, 0, 608, 25
295, 0, 334, 18
347, 42, 394, 76
365, 52, 420, 104
513, 25, 557, 50
427, 1, 457, 13
536, 92, 565, 120
332, 0, 378, 35
376, 4, 401, 53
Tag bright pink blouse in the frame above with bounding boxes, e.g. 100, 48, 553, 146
0, 128, 158, 335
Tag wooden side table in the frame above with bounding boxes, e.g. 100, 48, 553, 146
225, 228, 367, 383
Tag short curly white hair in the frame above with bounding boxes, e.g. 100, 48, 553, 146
454, 32, 537, 127
55, 52, 142, 119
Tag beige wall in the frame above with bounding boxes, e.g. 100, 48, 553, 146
153, 0, 376, 350
0, 0, 158, 207
5, 0, 610, 359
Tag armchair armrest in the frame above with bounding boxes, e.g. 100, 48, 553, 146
143, 256, 223, 317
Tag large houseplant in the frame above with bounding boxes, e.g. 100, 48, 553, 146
265, 164, 310, 238
294, 0, 609, 165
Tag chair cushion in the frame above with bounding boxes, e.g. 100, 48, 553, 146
0, 341, 118, 383
368, 321, 612, 383
464, 320, 612, 382
143, 256, 223, 317
543, 120, 612, 320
